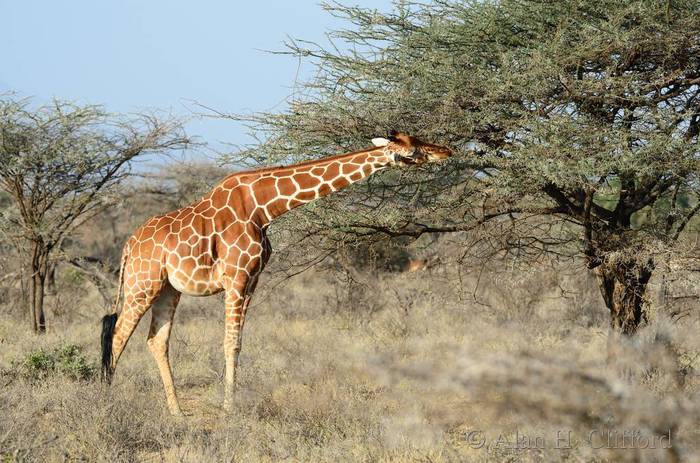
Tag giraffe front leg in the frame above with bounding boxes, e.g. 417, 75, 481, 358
222, 237, 266, 413
223, 287, 245, 413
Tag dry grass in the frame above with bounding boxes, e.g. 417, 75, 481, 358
0, 262, 698, 462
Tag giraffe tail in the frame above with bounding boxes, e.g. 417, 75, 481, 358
100, 313, 118, 383
101, 244, 129, 383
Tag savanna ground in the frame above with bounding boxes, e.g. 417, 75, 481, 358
1, 239, 698, 462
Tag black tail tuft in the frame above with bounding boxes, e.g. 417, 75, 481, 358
101, 313, 118, 383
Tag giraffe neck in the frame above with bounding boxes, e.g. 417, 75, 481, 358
238, 147, 391, 225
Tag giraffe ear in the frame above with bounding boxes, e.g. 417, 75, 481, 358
371, 137, 390, 147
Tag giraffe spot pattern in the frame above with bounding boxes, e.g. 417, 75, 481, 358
107, 133, 454, 414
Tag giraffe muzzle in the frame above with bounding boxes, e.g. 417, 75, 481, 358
394, 151, 426, 165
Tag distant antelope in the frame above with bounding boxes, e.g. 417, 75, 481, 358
405, 257, 439, 273
100, 132, 452, 415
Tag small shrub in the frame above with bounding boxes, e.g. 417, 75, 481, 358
55, 344, 96, 381
13, 344, 97, 382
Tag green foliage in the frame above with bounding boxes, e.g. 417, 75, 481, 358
12, 344, 97, 382
216, 0, 700, 330
0, 95, 189, 332
0, 97, 188, 249
224, 0, 699, 267
63, 267, 85, 285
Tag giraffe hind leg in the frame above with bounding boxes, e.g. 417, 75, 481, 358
146, 284, 183, 416
106, 286, 162, 382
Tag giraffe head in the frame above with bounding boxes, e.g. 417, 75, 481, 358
371, 131, 452, 166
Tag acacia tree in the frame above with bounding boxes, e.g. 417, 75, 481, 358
224, 0, 700, 335
0, 97, 188, 333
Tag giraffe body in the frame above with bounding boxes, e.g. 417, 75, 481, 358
101, 133, 452, 415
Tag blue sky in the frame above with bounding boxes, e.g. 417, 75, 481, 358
1, 1, 392, 159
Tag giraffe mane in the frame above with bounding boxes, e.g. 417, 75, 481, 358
219, 145, 383, 182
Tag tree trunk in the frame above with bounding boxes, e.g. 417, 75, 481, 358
29, 241, 49, 334
46, 261, 57, 296
593, 257, 654, 335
